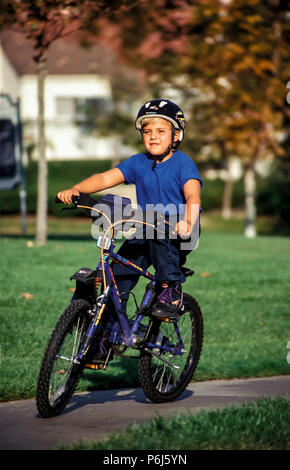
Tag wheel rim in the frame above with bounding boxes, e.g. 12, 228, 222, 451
150, 311, 195, 394
48, 316, 87, 408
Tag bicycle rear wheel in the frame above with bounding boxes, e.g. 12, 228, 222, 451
36, 299, 91, 417
138, 293, 203, 403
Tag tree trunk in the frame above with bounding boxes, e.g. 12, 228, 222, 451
220, 144, 233, 219
35, 58, 48, 246
222, 174, 233, 219
244, 162, 256, 238
111, 135, 122, 168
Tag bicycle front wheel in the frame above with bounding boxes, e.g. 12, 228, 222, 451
138, 293, 203, 403
36, 299, 91, 418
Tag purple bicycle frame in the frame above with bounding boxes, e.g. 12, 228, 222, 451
103, 247, 155, 347
77, 241, 185, 361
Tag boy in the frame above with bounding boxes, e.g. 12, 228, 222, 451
57, 99, 202, 318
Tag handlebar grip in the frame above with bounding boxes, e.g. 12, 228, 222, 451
54, 194, 80, 206
54, 192, 96, 211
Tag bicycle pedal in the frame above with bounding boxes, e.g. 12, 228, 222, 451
84, 361, 106, 370
155, 314, 180, 323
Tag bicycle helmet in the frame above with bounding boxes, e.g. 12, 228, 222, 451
135, 99, 185, 165
135, 99, 185, 144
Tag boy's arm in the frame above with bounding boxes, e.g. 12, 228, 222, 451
57, 168, 125, 204
176, 179, 201, 237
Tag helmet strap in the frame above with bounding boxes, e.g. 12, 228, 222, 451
149, 145, 174, 169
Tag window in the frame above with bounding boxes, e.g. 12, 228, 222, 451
55, 97, 75, 119
55, 97, 111, 124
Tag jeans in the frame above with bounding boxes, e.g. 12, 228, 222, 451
111, 237, 191, 305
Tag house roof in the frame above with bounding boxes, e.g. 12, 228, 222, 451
0, 30, 117, 76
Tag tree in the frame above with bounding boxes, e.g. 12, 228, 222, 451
183, 0, 289, 237
0, 0, 137, 245
95, 0, 290, 237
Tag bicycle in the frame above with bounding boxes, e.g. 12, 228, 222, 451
36, 193, 204, 418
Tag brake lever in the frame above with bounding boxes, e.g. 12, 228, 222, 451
154, 218, 176, 237
71, 195, 80, 207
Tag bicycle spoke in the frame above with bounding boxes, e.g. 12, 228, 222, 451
156, 365, 166, 391
39, 302, 91, 412
71, 317, 81, 360
139, 294, 203, 403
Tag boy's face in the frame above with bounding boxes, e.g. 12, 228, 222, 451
142, 118, 179, 156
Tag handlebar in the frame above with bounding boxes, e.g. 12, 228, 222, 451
54, 193, 97, 208
54, 192, 177, 236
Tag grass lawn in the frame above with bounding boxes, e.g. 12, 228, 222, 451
58, 397, 290, 450
0, 219, 289, 402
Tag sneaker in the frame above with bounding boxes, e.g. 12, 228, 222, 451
151, 282, 183, 318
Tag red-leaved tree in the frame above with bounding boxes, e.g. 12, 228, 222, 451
0, 0, 136, 245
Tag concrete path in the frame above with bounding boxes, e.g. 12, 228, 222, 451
0, 375, 289, 450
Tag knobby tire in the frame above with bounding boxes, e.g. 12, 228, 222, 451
138, 293, 203, 403
36, 299, 91, 418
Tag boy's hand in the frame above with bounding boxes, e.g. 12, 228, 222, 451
174, 220, 192, 238
57, 188, 80, 205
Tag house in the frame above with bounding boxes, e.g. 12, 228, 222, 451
0, 30, 128, 161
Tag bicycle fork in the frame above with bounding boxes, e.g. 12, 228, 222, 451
76, 287, 110, 363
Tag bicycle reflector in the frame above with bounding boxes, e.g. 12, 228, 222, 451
97, 235, 111, 250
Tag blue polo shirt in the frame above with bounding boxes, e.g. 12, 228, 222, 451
117, 150, 202, 215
